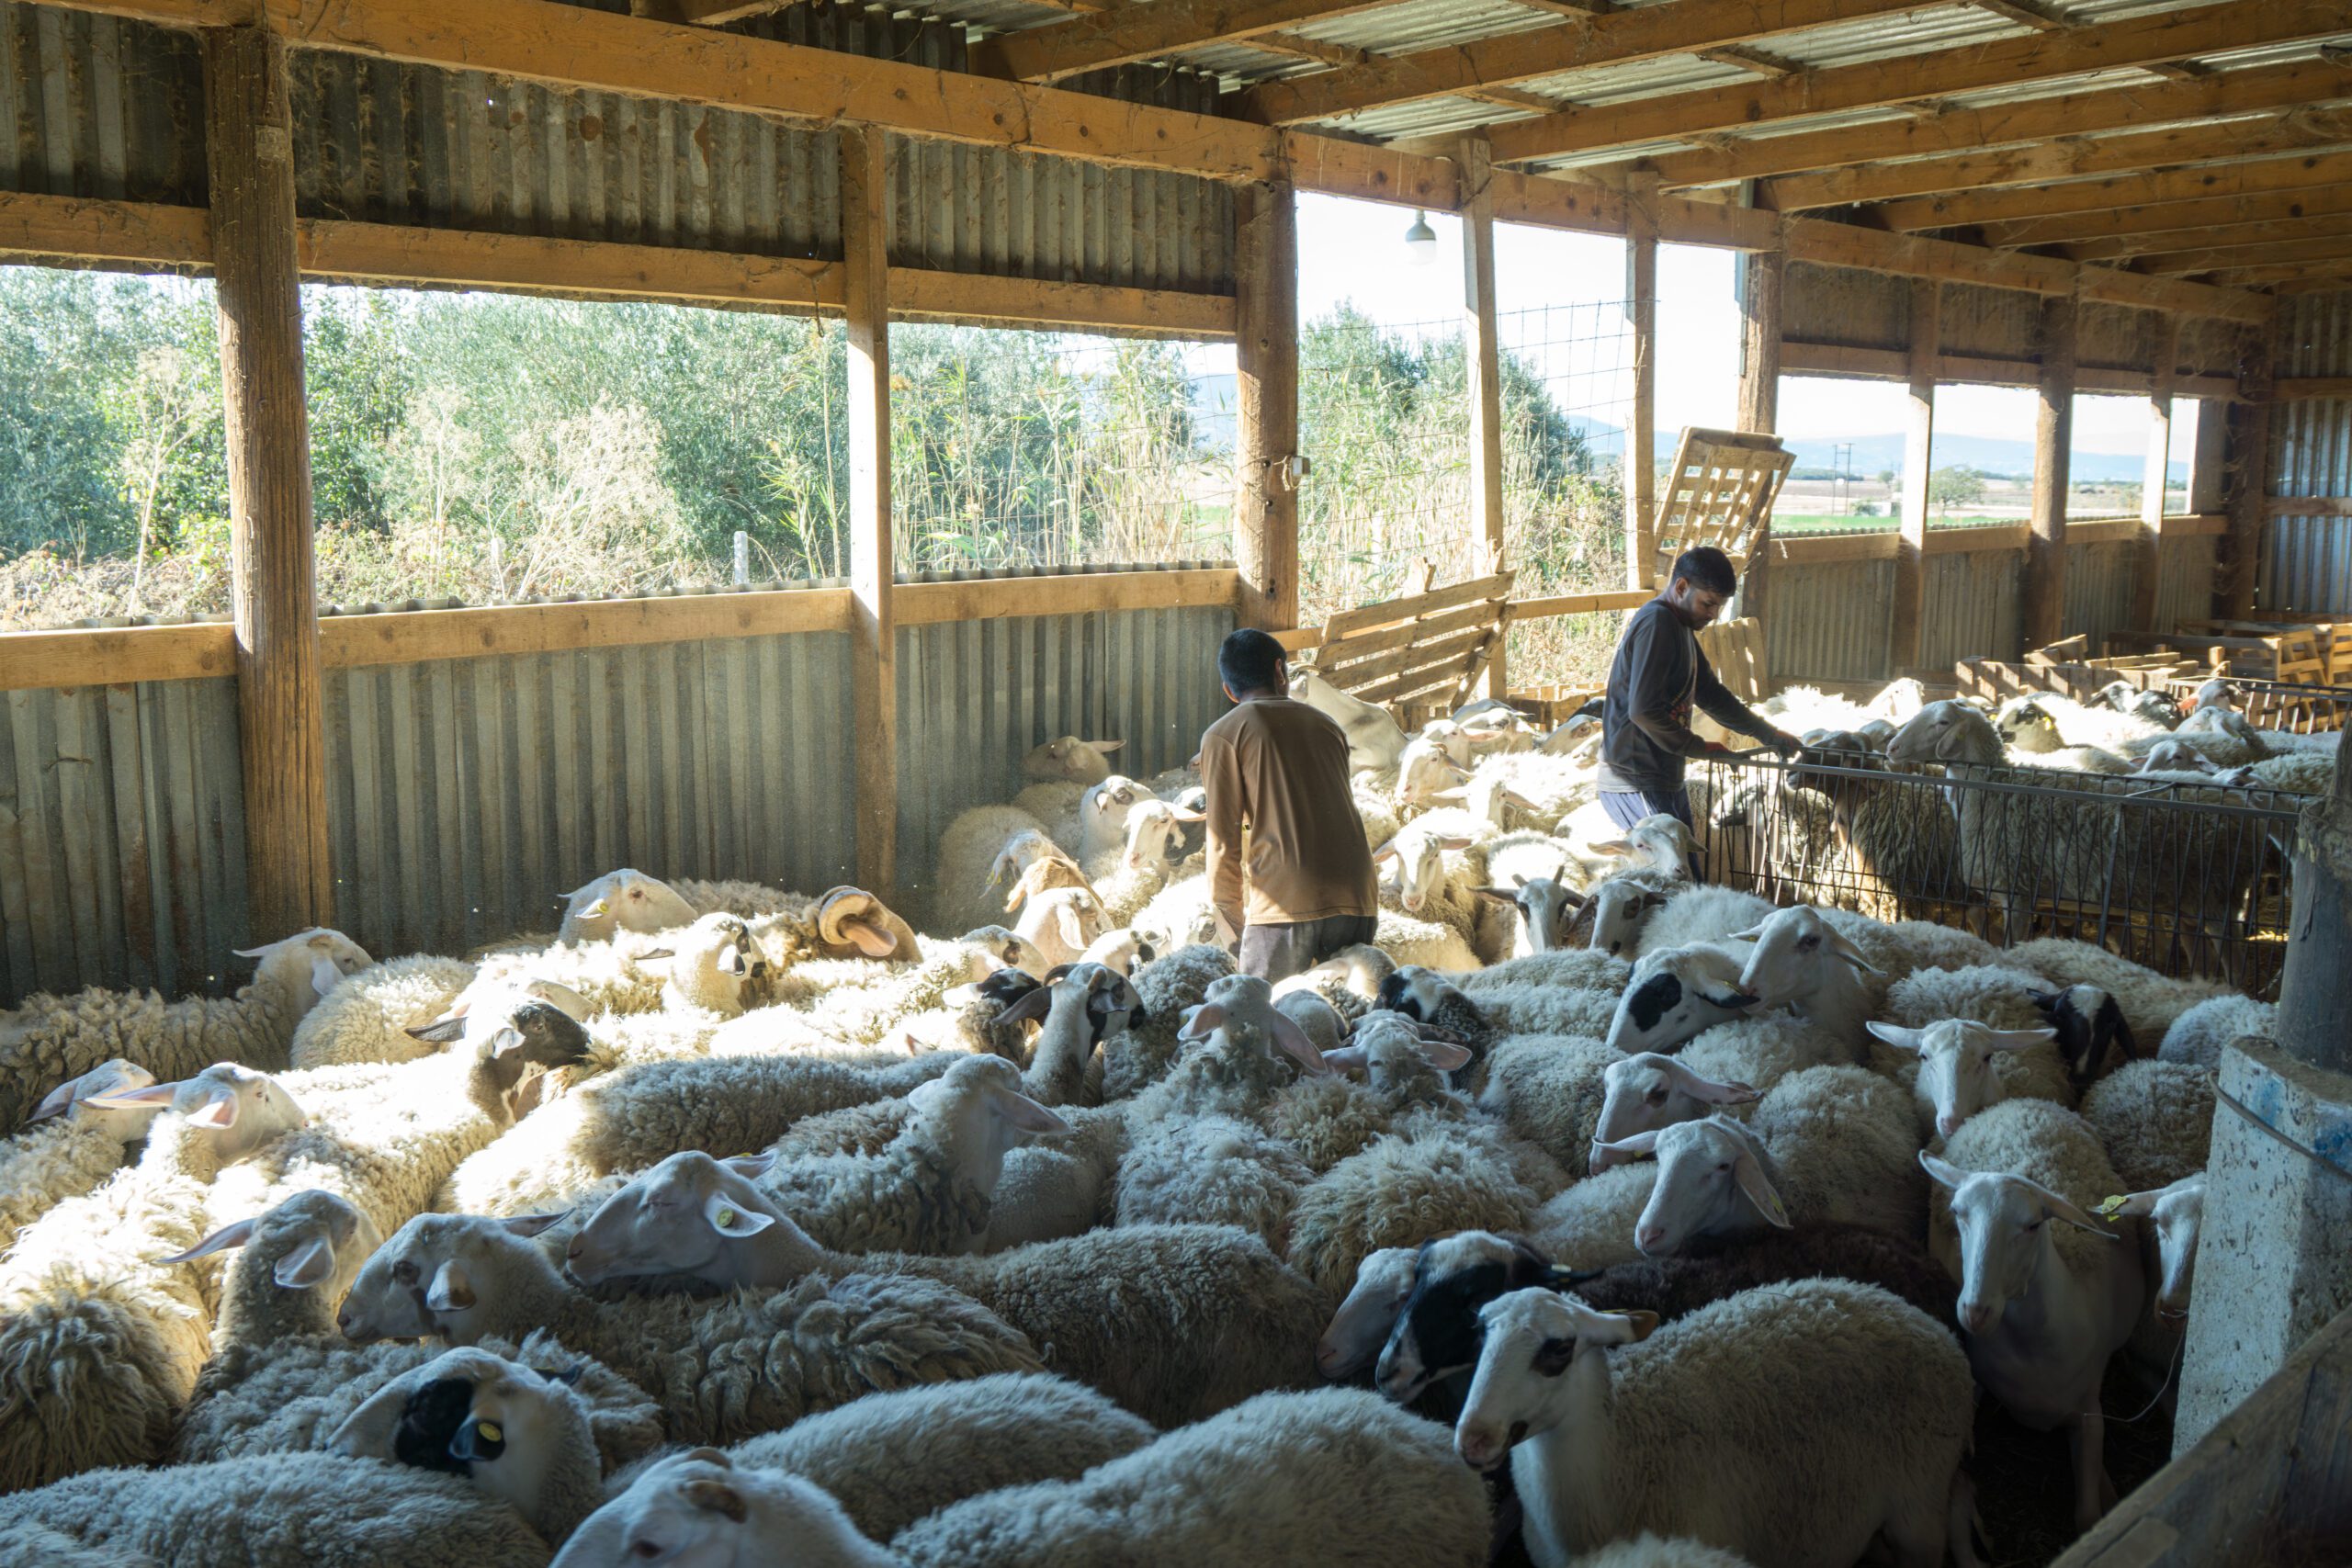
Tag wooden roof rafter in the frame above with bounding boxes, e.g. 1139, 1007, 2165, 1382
2131, 230, 2352, 276
1480, 0, 2352, 167
1869, 146, 2352, 232
969, 0, 1400, 85
2036, 195, 2352, 257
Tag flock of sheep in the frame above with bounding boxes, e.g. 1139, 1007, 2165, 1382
0, 662, 2323, 1567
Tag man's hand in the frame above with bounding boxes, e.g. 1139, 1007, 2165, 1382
1768, 728, 1804, 760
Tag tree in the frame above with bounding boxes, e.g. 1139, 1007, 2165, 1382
1927, 465, 1986, 517
114, 346, 208, 614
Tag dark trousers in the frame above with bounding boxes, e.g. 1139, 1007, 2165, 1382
1600, 786, 1693, 832
1238, 913, 1379, 984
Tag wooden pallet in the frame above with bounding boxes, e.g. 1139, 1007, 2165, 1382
2186, 616, 2352, 682
1690, 616, 1770, 748
2109, 626, 2325, 684
1957, 653, 2195, 706
1647, 428, 1794, 590
1303, 570, 1516, 717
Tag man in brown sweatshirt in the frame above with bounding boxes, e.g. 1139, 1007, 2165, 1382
1200, 627, 1381, 982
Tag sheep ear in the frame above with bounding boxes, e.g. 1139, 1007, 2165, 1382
702, 1190, 775, 1237
310, 956, 346, 998
637, 949, 674, 963
425, 1259, 476, 1313
1591, 1130, 1658, 1157
1559, 889, 1589, 911
1866, 1021, 1925, 1054
1169, 806, 1206, 823
2103, 1190, 2161, 1219
1430, 786, 1468, 805
1086, 740, 1125, 756
724, 1153, 777, 1179
1055, 901, 1087, 950
1589, 839, 1635, 857
1918, 1151, 1968, 1191
1731, 1147, 1792, 1229
499, 1212, 570, 1237
1268, 1010, 1332, 1077
1726, 921, 1770, 942
2040, 1189, 2121, 1239
1984, 1027, 2058, 1052
187, 1092, 240, 1131
1597, 1308, 1659, 1344
28, 1079, 87, 1123
1437, 836, 1476, 852
1417, 1039, 1474, 1072
992, 987, 1056, 1030
84, 1082, 182, 1111
716, 943, 747, 976
1471, 886, 1516, 906
989, 1087, 1073, 1137
406, 1014, 469, 1044
1698, 988, 1758, 1011
683, 1478, 750, 1523
1371, 840, 1399, 864
274, 1235, 338, 1290
159, 1217, 258, 1265
1180, 1002, 1225, 1042
1320, 1044, 1369, 1073
1504, 788, 1541, 812
1678, 1072, 1759, 1106
839, 919, 899, 958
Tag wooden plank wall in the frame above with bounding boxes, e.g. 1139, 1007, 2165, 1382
0, 678, 250, 1004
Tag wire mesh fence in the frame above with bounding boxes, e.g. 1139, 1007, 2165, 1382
1688, 749, 2302, 996
2160, 675, 2352, 736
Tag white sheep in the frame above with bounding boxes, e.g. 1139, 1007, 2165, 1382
933, 804, 1057, 937
2158, 993, 2277, 1069
1086, 799, 1201, 924
0, 928, 372, 1130
1634, 884, 1773, 960
1020, 734, 1125, 786
288, 954, 480, 1069
1600, 944, 1758, 1056
1924, 1098, 2145, 1531
1476, 1033, 1621, 1179
1455, 1280, 1974, 1568
1290, 666, 1410, 773
2078, 1058, 2216, 1193
560, 1151, 1326, 1428
1865, 1019, 2073, 1140
553, 1387, 1488, 1568
1283, 1116, 1566, 1295
1012, 884, 1110, 970
1725, 904, 1879, 1063
557, 868, 701, 943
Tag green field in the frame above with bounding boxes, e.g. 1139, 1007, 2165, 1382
1770, 513, 2013, 534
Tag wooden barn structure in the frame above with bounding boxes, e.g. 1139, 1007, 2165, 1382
1, 0, 2349, 1001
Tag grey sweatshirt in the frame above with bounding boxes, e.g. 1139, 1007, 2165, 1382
1599, 597, 1781, 794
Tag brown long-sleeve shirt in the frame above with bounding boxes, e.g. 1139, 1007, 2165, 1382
1201, 696, 1379, 939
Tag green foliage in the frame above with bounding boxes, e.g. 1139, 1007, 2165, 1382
1927, 465, 1987, 515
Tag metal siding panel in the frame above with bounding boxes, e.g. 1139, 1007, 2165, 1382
154, 681, 206, 994
196, 675, 249, 986
1766, 559, 1894, 684
2063, 539, 2138, 657
6, 691, 68, 990
50, 687, 118, 987
103, 685, 152, 990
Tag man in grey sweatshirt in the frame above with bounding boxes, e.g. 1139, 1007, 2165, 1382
1600, 546, 1801, 848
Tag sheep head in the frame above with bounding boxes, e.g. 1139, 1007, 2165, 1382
235, 927, 375, 1010
1888, 700, 2000, 767
1021, 734, 1124, 785
815, 886, 916, 961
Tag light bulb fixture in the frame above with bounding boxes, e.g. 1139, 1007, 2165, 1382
1403, 209, 1438, 266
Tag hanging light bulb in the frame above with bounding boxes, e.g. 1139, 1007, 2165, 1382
1403, 209, 1438, 266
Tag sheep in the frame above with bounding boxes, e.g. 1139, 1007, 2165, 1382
990, 962, 1141, 1108
1283, 1117, 1566, 1295
1470, 831, 1588, 961
1069, 774, 1154, 863
1817, 910, 1998, 982
1456, 947, 1629, 999
1011, 884, 1110, 970
1866, 1020, 2073, 1140
1126, 870, 1221, 955
750, 1055, 1073, 1258
1527, 1160, 1657, 1269
1581, 870, 1679, 959
1103, 942, 1235, 1102
1883, 961, 2055, 1032
1999, 937, 2236, 1046
1372, 819, 1484, 946
1724, 904, 1878, 1063
0, 1451, 553, 1566
1021, 734, 1125, 786
1394, 734, 1473, 811
1372, 908, 1484, 972
1924, 1097, 2146, 1530
1370, 966, 1498, 1076
0, 1113, 140, 1259
1600, 944, 1758, 1056
557, 868, 701, 943
1074, 927, 1155, 976
1369, 1225, 1959, 1412
1114, 1111, 1312, 1249
560, 1151, 1327, 1428
603, 1373, 1155, 1549
1290, 666, 1410, 773
1455, 1280, 1974, 1568
933, 805, 1057, 936
2107, 1172, 2204, 1322
717, 929, 1048, 1060
1586, 1051, 1763, 1167
1476, 1033, 1620, 1179
437, 1048, 956, 1219
2158, 993, 2277, 1069
1634, 885, 1773, 960
2028, 981, 2147, 1089
1087, 799, 1201, 924
2079, 1058, 2216, 1193
2220, 750, 2340, 795
1317, 1246, 1420, 1381
288, 954, 481, 1070
338, 1210, 1046, 1448
1610, 1065, 1923, 1256
0, 928, 372, 1130
751, 886, 923, 970
555, 1386, 1488, 1568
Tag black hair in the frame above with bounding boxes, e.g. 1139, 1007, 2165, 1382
1219, 627, 1287, 695
1671, 546, 1738, 597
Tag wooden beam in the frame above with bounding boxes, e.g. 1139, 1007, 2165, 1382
1652, 59, 2352, 195
205, 23, 330, 940
1873, 149, 2352, 234
1234, 181, 1300, 632
2022, 292, 2075, 650
840, 127, 896, 897
1624, 175, 1658, 593
2264, 496, 2352, 517
1240, 0, 1933, 128
2140, 231, 2352, 276
885, 269, 1235, 338
1891, 278, 1938, 673
321, 589, 855, 667
1777, 338, 2245, 399
2209, 260, 2352, 288
1785, 219, 2074, 297
1462, 138, 1509, 699
1736, 226, 1785, 624
2066, 212, 2352, 265
895, 569, 1241, 626
2132, 312, 2179, 632
0, 624, 237, 692
973, 0, 1393, 85
2188, 392, 2230, 516
1506, 588, 1655, 619
2278, 377, 2352, 402
1970, 176, 2352, 248
1481, 1, 2346, 167
2222, 324, 2274, 619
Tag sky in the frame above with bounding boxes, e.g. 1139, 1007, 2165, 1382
1282, 192, 2181, 461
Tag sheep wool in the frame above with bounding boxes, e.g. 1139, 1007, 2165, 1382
1476, 1032, 1620, 1179
288, 955, 478, 1070
1566, 1537, 1758, 1568
1114, 1112, 1313, 1249
1105, 943, 1235, 1102
2080, 1058, 2216, 1193
0, 1117, 131, 1258
2000, 937, 2236, 1044
2158, 993, 2277, 1070
1284, 1121, 1562, 1295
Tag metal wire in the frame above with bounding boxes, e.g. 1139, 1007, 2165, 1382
2160, 675, 2352, 737
1689, 749, 2302, 997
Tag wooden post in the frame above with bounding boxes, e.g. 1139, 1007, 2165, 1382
2188, 392, 2230, 516
1735, 227, 1784, 623
1461, 136, 1508, 697
1235, 180, 1299, 632
203, 25, 330, 939
1623, 173, 1659, 592
1890, 278, 1939, 674
2132, 312, 2181, 631
2221, 322, 2275, 620
841, 125, 897, 895
2021, 292, 2076, 652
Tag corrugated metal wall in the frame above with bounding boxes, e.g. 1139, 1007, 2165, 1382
894, 602, 1235, 919
1918, 547, 2022, 671
2063, 539, 2137, 658
2265, 288, 2352, 615
0, 679, 249, 1006
1, 0, 1237, 294
1766, 558, 1894, 683
2155, 533, 2218, 631
321, 633, 861, 961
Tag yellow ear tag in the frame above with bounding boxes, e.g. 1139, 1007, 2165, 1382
477, 1421, 503, 1444
2096, 1195, 2128, 1218
717, 1208, 737, 1229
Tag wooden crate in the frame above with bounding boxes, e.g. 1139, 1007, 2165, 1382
1507, 683, 1604, 727
1302, 570, 1516, 718
1957, 654, 2191, 705
2112, 626, 2324, 684
1645, 428, 1794, 590
2189, 616, 2352, 682
2055, 1304, 2352, 1568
